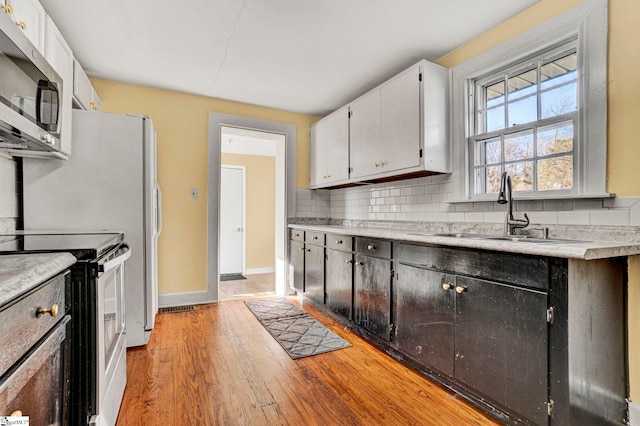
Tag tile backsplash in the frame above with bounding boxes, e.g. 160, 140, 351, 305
0, 156, 18, 232
295, 174, 640, 238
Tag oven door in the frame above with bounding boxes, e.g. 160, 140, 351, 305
91, 244, 131, 426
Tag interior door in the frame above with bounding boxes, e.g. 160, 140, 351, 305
220, 166, 245, 275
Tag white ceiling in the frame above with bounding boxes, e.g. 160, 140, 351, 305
40, 0, 538, 116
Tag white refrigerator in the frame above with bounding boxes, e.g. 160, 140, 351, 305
22, 109, 162, 347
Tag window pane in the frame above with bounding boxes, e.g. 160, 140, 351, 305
476, 137, 501, 165
508, 69, 537, 100
541, 52, 577, 90
486, 106, 505, 132
507, 95, 538, 126
505, 162, 533, 191
541, 82, 577, 118
487, 166, 502, 193
486, 80, 505, 107
504, 130, 533, 162
537, 122, 573, 156
537, 155, 573, 190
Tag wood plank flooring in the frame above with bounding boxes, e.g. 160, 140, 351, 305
219, 273, 276, 300
116, 297, 499, 425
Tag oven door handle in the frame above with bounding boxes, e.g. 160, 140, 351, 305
99, 245, 132, 273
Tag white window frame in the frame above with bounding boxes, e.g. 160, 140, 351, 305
450, 0, 610, 202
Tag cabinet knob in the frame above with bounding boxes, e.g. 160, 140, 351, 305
366, 244, 376, 251
36, 304, 59, 317
305, 248, 311, 252
380, 161, 387, 166
442, 283, 452, 291
336, 240, 343, 244
455, 286, 467, 294
298, 247, 305, 251
355, 261, 364, 266
344, 259, 353, 264
17, 21, 26, 30
374, 163, 380, 168
1, 4, 13, 14
312, 236, 318, 240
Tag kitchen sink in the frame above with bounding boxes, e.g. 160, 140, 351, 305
406, 232, 575, 244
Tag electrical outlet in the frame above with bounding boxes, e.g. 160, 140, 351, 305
190, 188, 198, 199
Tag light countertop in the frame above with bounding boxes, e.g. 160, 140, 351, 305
0, 253, 76, 307
289, 224, 640, 260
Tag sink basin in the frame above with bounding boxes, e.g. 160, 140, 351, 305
407, 232, 575, 244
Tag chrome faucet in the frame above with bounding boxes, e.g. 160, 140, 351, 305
496, 171, 529, 235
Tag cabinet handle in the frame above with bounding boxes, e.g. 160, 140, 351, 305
298, 247, 305, 251
10, 411, 22, 417
344, 259, 353, 264
336, 240, 343, 245
305, 249, 311, 252
17, 21, 26, 30
1, 4, 13, 14
455, 286, 467, 294
366, 244, 376, 251
295, 233, 300, 237
374, 163, 380, 168
36, 304, 59, 317
312, 236, 318, 240
355, 261, 364, 266
380, 161, 387, 166
442, 283, 452, 291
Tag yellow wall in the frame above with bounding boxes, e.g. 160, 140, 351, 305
220, 153, 276, 271
436, 0, 640, 401
92, 78, 319, 295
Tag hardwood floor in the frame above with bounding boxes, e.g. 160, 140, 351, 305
116, 297, 499, 426
219, 273, 276, 300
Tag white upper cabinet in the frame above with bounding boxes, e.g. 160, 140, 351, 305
310, 106, 350, 188
73, 59, 102, 111
349, 89, 381, 179
3, 0, 45, 52
310, 59, 450, 188
45, 16, 73, 155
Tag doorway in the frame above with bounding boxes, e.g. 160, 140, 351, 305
207, 113, 297, 303
219, 165, 246, 277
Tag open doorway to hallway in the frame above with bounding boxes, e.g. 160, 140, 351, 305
218, 126, 283, 300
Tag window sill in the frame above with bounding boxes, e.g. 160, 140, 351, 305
448, 192, 615, 204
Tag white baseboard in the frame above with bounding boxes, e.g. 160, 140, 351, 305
158, 290, 215, 307
246, 267, 275, 275
630, 400, 640, 426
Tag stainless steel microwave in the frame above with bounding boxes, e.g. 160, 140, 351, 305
0, 10, 64, 156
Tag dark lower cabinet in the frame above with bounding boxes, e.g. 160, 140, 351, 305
304, 244, 325, 305
455, 276, 548, 425
326, 248, 353, 320
289, 240, 305, 292
354, 253, 391, 340
393, 264, 455, 376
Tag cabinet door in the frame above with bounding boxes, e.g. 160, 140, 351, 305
45, 16, 73, 155
455, 276, 548, 425
73, 59, 93, 110
0, 317, 69, 425
349, 89, 381, 179
289, 240, 304, 292
8, 0, 45, 52
354, 253, 391, 340
304, 244, 324, 305
326, 249, 353, 320
393, 264, 455, 376
310, 106, 349, 188
380, 65, 421, 172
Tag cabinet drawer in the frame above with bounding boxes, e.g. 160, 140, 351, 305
355, 238, 391, 259
305, 231, 325, 246
0, 271, 68, 378
326, 234, 352, 251
396, 243, 549, 290
290, 229, 304, 242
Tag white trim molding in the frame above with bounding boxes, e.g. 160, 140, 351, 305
630, 400, 640, 426
158, 291, 214, 308
450, 0, 609, 202
246, 267, 276, 275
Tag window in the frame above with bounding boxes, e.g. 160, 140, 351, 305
472, 44, 578, 195
450, 0, 608, 201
